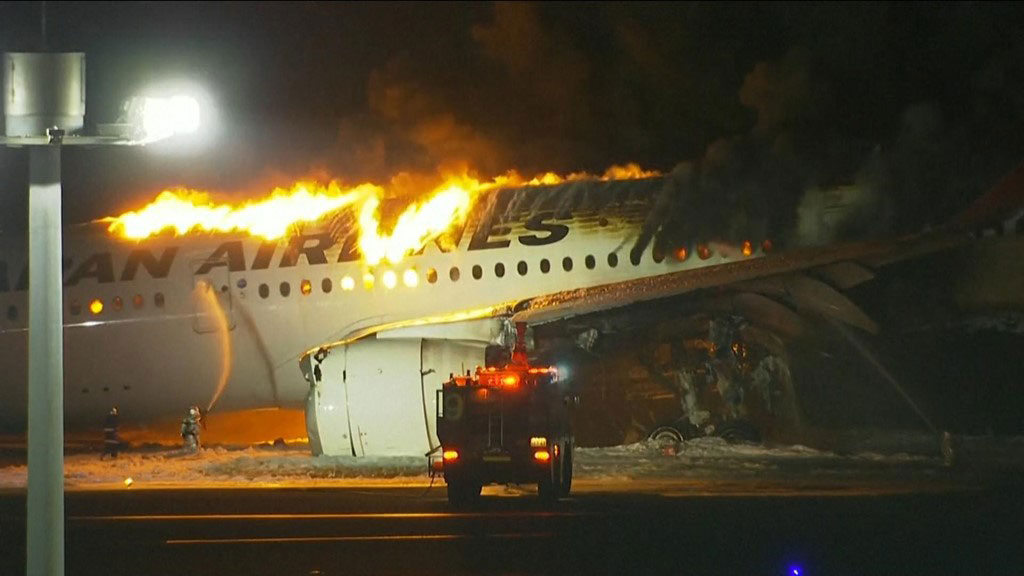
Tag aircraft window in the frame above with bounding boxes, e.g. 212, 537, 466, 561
81, 388, 88, 394
562, 257, 573, 272
697, 244, 712, 260
449, 267, 460, 282
103, 386, 109, 392
382, 271, 397, 289
321, 278, 332, 293
517, 261, 528, 276
403, 269, 419, 287
585, 255, 596, 270
472, 265, 483, 280
674, 246, 688, 262
300, 279, 312, 295
221, 284, 229, 293
6, 305, 16, 322
341, 276, 355, 291
123, 384, 131, 391
653, 246, 665, 263
280, 282, 291, 297
363, 273, 376, 290
133, 294, 144, 309
154, 293, 165, 308
494, 263, 505, 278
70, 300, 81, 315
427, 268, 438, 284
112, 296, 123, 311
258, 284, 269, 299
608, 253, 618, 267
89, 299, 104, 315
629, 249, 641, 266
236, 278, 247, 289
540, 259, 550, 274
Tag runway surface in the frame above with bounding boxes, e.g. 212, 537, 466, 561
2, 479, 1022, 576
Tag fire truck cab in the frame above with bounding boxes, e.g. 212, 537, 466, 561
434, 360, 576, 506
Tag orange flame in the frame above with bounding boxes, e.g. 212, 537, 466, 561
359, 179, 477, 266
106, 181, 378, 240
105, 164, 660, 265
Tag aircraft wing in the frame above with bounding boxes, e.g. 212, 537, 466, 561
512, 162, 1024, 334
510, 231, 966, 334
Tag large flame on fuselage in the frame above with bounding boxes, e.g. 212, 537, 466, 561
105, 163, 659, 266
359, 182, 475, 266
107, 181, 378, 241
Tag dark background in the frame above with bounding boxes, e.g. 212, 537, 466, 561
3, 2, 1024, 237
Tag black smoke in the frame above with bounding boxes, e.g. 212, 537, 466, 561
2, 2, 1024, 238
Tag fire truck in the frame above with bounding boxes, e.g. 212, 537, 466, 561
432, 330, 576, 505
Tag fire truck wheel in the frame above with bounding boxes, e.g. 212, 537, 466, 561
539, 451, 563, 503
538, 476, 556, 502
447, 478, 481, 507
558, 442, 573, 498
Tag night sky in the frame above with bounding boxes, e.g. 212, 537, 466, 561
2, 2, 1024, 239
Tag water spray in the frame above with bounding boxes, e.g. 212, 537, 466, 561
830, 319, 938, 435
194, 282, 233, 416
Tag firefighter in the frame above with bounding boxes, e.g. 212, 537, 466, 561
181, 405, 202, 452
101, 406, 121, 460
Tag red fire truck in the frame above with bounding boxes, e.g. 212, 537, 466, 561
433, 335, 576, 505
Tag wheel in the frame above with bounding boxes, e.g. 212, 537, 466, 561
538, 450, 561, 503
649, 425, 685, 448
538, 476, 556, 502
446, 477, 481, 507
716, 420, 761, 444
558, 442, 573, 498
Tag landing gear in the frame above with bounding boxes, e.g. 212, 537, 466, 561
649, 425, 685, 446
649, 417, 701, 448
716, 420, 761, 443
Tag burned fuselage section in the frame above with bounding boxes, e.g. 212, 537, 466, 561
534, 309, 802, 447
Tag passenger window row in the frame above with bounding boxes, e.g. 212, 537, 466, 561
3, 243, 744, 316
66, 293, 166, 316
49, 247, 691, 310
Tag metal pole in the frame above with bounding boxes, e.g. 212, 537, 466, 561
26, 143, 64, 576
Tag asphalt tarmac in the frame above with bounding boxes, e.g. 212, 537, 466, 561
1, 479, 1022, 576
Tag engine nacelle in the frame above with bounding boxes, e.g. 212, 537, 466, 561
302, 337, 486, 456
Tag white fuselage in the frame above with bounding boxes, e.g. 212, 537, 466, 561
0, 179, 757, 432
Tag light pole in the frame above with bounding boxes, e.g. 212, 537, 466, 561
1, 51, 201, 576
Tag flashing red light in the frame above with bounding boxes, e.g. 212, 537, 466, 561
443, 449, 459, 462
533, 450, 551, 462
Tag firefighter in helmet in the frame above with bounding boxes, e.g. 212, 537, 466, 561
101, 406, 121, 460
181, 405, 203, 452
